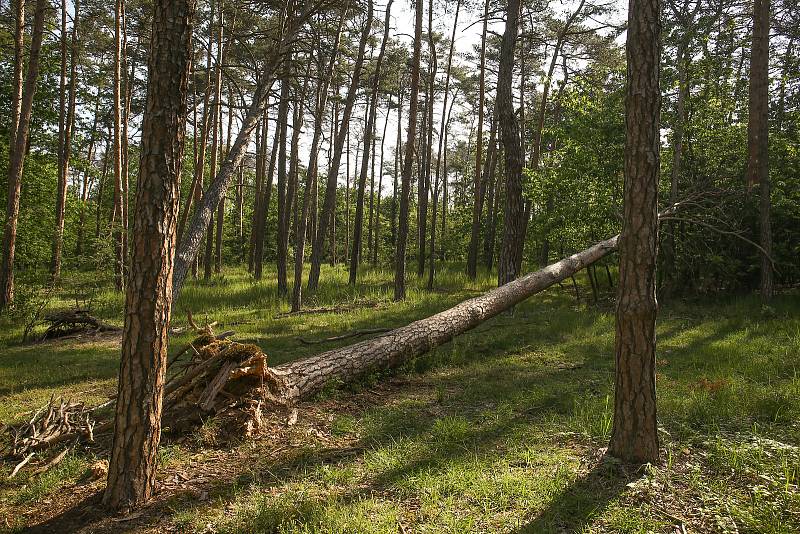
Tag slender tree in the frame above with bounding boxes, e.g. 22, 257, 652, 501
466, 0, 490, 279
1, 0, 47, 309
747, 0, 773, 301
394, 0, 423, 300
350, 0, 391, 285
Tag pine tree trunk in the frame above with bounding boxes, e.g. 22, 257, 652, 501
350, 0, 389, 285
497, 0, 524, 287
111, 0, 126, 292
746, 0, 772, 301
394, 0, 423, 300
103, 0, 194, 511
1, 0, 46, 310
418, 3, 436, 279
466, 0, 490, 279
308, 6, 372, 291
275, 73, 291, 296
608, 0, 661, 465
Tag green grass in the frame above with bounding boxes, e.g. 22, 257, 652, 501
1, 263, 799, 532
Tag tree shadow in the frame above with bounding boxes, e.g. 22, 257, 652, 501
513, 458, 632, 533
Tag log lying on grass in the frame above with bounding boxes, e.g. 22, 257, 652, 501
263, 234, 619, 402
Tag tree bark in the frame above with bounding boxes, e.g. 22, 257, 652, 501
0, 0, 46, 310
394, 0, 423, 301
608, 0, 661, 465
103, 0, 194, 511
746, 0, 772, 301
307, 3, 373, 291
497, 0, 524, 287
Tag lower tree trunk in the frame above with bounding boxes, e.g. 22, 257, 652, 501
103, 0, 194, 511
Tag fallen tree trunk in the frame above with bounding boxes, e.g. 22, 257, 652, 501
264, 234, 619, 402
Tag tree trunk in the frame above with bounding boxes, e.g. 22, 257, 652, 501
110, 0, 128, 292
307, 4, 373, 291
270, 236, 619, 402
418, 0, 436, 279
466, 0, 490, 279
275, 72, 291, 296
374, 95, 390, 266
0, 0, 46, 310
9, 0, 24, 152
483, 141, 500, 270
350, 0, 389, 285
291, 9, 347, 312
497, 0, 524, 287
253, 109, 278, 280
103, 0, 194, 511
608, 0, 661, 465
746, 0, 772, 301
76, 100, 100, 257
394, 0, 423, 301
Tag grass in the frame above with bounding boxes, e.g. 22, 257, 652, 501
1, 262, 799, 532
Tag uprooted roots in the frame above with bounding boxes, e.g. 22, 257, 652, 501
3, 328, 285, 475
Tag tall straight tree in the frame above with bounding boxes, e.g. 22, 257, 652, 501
308, 1, 372, 291
1, 0, 47, 310
418, 0, 436, 278
429, 0, 460, 288
350, 0, 391, 285
608, 0, 661, 465
747, 0, 772, 302
52, 0, 80, 280
275, 70, 291, 296
103, 0, 195, 511
496, 0, 524, 287
292, 6, 347, 312
110, 0, 128, 291
466, 0, 490, 279
394, 0, 423, 300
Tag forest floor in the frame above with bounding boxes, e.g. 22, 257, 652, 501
0, 264, 798, 533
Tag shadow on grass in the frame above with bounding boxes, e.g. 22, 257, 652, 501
513, 459, 631, 533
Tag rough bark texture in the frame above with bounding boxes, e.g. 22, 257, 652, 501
103, 0, 194, 511
307, 3, 372, 291
394, 0, 423, 301
608, 0, 661, 465
497, 0, 524, 287
746, 0, 772, 301
1, 0, 46, 310
270, 236, 619, 402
